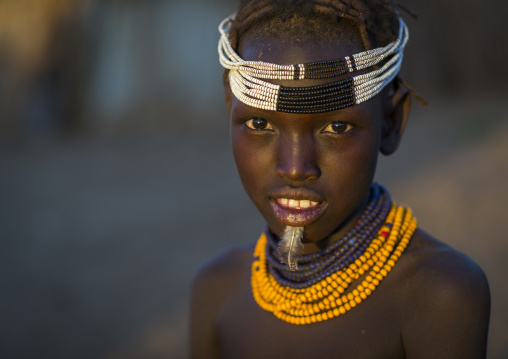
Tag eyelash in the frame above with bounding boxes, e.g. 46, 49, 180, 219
242, 118, 354, 136
244, 118, 274, 131
321, 122, 354, 135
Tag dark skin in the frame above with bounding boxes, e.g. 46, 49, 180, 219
189, 29, 490, 359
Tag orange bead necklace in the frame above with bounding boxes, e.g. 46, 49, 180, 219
251, 204, 417, 325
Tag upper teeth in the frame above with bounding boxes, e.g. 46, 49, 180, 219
278, 198, 319, 209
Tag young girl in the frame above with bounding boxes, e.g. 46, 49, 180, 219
190, 1, 490, 357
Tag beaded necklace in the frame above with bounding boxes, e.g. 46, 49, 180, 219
251, 192, 417, 325
218, 15, 409, 114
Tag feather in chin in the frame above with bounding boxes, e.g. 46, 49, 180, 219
277, 226, 304, 271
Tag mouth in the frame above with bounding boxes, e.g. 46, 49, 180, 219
270, 188, 327, 227
275, 198, 320, 209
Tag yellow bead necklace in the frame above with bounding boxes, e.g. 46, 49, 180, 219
251, 204, 417, 325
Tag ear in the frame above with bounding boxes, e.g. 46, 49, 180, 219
380, 81, 411, 155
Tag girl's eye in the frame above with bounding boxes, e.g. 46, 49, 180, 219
245, 118, 274, 131
322, 122, 353, 134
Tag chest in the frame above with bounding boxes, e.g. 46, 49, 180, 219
217, 271, 406, 359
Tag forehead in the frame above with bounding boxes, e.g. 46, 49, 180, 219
238, 18, 365, 62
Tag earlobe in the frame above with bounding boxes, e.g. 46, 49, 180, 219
380, 83, 411, 155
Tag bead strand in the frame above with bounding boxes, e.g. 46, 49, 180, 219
251, 203, 417, 325
218, 14, 409, 114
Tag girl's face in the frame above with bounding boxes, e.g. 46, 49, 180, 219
226, 33, 403, 250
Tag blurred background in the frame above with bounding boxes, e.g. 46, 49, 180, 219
0, 0, 506, 358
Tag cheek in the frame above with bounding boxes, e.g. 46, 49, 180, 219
348, 133, 380, 179
322, 130, 379, 177
321, 133, 380, 209
231, 129, 273, 201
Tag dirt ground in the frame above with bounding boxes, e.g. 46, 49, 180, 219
1, 98, 506, 358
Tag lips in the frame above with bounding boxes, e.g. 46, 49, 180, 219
270, 187, 327, 227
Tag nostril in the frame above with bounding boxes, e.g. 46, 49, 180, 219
275, 161, 320, 182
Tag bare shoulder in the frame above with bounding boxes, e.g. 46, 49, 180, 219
191, 243, 254, 298
189, 243, 254, 359
397, 229, 491, 358
402, 229, 490, 301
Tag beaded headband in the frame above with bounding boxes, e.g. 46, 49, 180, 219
218, 14, 409, 113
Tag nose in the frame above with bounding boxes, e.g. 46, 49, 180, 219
275, 133, 320, 182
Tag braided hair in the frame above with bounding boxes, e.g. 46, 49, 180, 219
230, 0, 400, 53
